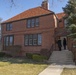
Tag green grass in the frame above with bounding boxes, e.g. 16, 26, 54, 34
61, 68, 76, 75
0, 57, 48, 75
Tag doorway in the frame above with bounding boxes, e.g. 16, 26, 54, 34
60, 36, 68, 50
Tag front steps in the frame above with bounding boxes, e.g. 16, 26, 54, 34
48, 50, 75, 65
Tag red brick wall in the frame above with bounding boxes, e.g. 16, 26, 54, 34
2, 14, 55, 56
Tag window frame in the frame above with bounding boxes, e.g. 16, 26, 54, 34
6, 23, 12, 31
24, 34, 42, 46
35, 18, 39, 27
4, 35, 14, 46
26, 17, 39, 28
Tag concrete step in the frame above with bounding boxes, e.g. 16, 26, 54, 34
48, 50, 75, 65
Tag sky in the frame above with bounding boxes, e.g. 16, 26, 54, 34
0, 0, 68, 21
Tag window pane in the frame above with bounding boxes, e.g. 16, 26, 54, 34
6, 24, 12, 31
4, 37, 6, 46
38, 34, 42, 45
29, 35, 33, 45
33, 34, 37, 45
27, 20, 31, 28
31, 19, 35, 27
25, 39, 28, 45
9, 36, 13, 46
6, 37, 9, 46
10, 24, 12, 30
6, 24, 9, 31
35, 18, 39, 26
25, 35, 28, 45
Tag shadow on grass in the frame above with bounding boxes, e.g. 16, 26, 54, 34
0, 57, 48, 65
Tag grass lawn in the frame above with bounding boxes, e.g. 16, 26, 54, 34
61, 68, 76, 75
0, 57, 48, 75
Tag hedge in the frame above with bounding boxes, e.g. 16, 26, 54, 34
32, 54, 47, 62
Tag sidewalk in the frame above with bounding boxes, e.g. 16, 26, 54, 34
39, 64, 76, 75
39, 65, 63, 75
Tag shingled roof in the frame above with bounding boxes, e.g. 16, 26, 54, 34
56, 12, 65, 20
3, 7, 54, 23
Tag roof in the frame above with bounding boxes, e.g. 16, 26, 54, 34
56, 12, 65, 20
3, 7, 53, 24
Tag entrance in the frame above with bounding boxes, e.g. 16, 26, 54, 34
60, 36, 68, 50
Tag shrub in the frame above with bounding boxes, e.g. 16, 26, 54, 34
0, 52, 6, 57
26, 53, 33, 59
32, 54, 47, 62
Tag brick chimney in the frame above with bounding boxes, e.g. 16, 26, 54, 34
41, 0, 49, 10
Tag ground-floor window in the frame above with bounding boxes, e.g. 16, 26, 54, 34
4, 35, 14, 46
24, 34, 42, 46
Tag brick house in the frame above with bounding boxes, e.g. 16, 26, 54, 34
1, 0, 69, 56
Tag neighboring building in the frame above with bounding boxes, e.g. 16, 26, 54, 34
1, 0, 69, 56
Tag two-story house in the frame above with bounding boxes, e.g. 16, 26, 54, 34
1, 0, 69, 56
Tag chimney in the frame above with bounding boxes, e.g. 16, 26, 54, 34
41, 0, 49, 10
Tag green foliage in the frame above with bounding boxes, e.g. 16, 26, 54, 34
32, 54, 47, 62
67, 33, 76, 38
63, 2, 74, 15
69, 24, 76, 33
63, 0, 76, 38
26, 53, 33, 59
63, 0, 76, 15
0, 52, 6, 57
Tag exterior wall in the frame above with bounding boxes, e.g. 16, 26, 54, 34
58, 19, 64, 28
2, 14, 55, 56
53, 15, 57, 28
54, 18, 68, 50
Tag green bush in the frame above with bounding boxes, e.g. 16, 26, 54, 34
32, 54, 47, 62
26, 53, 33, 59
0, 52, 6, 57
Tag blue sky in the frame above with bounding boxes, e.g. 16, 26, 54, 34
0, 0, 68, 21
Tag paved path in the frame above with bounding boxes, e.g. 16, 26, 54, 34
39, 65, 76, 75
39, 50, 75, 75
39, 65, 63, 75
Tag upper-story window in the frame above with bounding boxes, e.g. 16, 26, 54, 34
36, 18, 39, 26
6, 23, 12, 31
27, 17, 39, 28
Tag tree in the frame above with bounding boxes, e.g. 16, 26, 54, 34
63, 0, 76, 38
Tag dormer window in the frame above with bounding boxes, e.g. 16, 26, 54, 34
6, 23, 12, 31
27, 17, 39, 28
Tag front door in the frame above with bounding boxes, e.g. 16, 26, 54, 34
60, 36, 68, 50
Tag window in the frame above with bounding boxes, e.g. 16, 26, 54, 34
6, 23, 12, 31
33, 34, 37, 45
27, 20, 31, 28
29, 35, 33, 45
59, 20, 62, 22
27, 18, 39, 28
35, 18, 39, 26
24, 34, 42, 46
31, 19, 35, 27
4, 35, 14, 46
25, 35, 29, 45
9, 36, 13, 46
38, 34, 42, 45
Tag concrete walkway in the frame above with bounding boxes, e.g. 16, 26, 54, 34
39, 50, 75, 75
39, 64, 76, 75
39, 65, 63, 75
